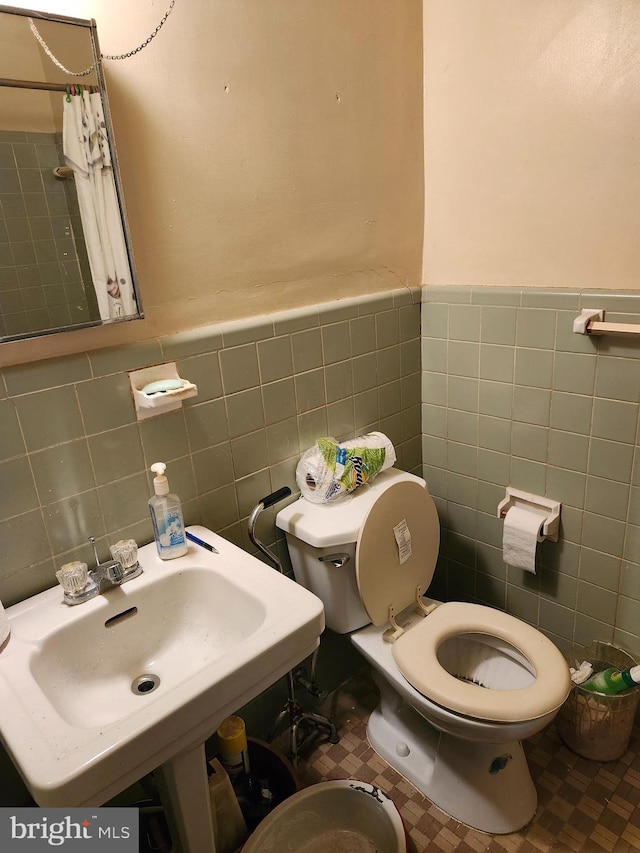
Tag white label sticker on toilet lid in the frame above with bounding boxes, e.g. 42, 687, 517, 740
393, 519, 412, 564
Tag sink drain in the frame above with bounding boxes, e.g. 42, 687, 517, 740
131, 674, 160, 695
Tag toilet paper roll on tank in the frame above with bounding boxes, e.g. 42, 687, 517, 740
296, 431, 396, 504
498, 488, 562, 574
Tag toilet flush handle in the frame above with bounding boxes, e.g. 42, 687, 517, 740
318, 553, 350, 568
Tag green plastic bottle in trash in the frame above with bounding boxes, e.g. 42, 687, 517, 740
581, 664, 640, 695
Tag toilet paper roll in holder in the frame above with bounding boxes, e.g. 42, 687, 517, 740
497, 488, 561, 542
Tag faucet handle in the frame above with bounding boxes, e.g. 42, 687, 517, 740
56, 561, 89, 596
109, 539, 139, 571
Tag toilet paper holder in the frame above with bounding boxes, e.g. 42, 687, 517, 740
497, 488, 562, 542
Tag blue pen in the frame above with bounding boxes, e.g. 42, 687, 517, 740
186, 531, 219, 554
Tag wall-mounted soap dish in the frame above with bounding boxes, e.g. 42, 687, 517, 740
129, 362, 197, 420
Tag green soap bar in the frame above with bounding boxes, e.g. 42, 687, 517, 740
141, 379, 185, 395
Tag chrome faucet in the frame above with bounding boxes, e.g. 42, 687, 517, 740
56, 536, 143, 606
88, 536, 125, 588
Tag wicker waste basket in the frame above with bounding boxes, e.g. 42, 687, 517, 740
556, 642, 640, 761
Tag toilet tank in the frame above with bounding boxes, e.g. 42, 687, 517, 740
276, 468, 426, 633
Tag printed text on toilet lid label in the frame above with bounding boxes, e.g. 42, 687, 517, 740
393, 519, 412, 564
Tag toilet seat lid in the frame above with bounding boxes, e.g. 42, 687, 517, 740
355, 480, 440, 626
392, 602, 571, 722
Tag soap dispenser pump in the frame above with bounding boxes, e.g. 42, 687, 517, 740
148, 462, 188, 560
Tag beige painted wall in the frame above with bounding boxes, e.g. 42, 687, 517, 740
0, 14, 56, 132
423, 0, 640, 291
0, 0, 424, 366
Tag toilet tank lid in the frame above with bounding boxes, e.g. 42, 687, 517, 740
275, 468, 426, 548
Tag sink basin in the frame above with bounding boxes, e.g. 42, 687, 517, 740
0, 525, 324, 846
30, 565, 267, 729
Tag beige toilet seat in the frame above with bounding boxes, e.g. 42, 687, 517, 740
392, 602, 571, 723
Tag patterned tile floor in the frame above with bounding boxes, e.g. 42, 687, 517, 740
288, 668, 640, 852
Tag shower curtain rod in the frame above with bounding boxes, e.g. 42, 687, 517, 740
0, 77, 92, 92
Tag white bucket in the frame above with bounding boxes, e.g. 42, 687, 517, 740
241, 779, 407, 853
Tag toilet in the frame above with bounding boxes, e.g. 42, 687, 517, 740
276, 468, 571, 834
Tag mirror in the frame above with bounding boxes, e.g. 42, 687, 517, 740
0, 5, 142, 341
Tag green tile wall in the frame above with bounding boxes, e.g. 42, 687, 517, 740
0, 287, 422, 609
422, 286, 640, 658
0, 131, 98, 337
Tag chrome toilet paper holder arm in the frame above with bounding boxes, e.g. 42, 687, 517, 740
497, 487, 562, 542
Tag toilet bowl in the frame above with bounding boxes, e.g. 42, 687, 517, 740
276, 468, 571, 834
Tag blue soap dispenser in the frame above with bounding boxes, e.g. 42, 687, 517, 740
148, 462, 188, 559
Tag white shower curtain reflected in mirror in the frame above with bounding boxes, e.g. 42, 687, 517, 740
62, 90, 137, 321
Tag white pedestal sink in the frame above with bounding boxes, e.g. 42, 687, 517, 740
0, 526, 325, 852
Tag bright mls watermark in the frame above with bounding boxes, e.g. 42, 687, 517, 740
0, 808, 139, 850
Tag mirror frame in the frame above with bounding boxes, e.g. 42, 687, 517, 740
0, 4, 143, 342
